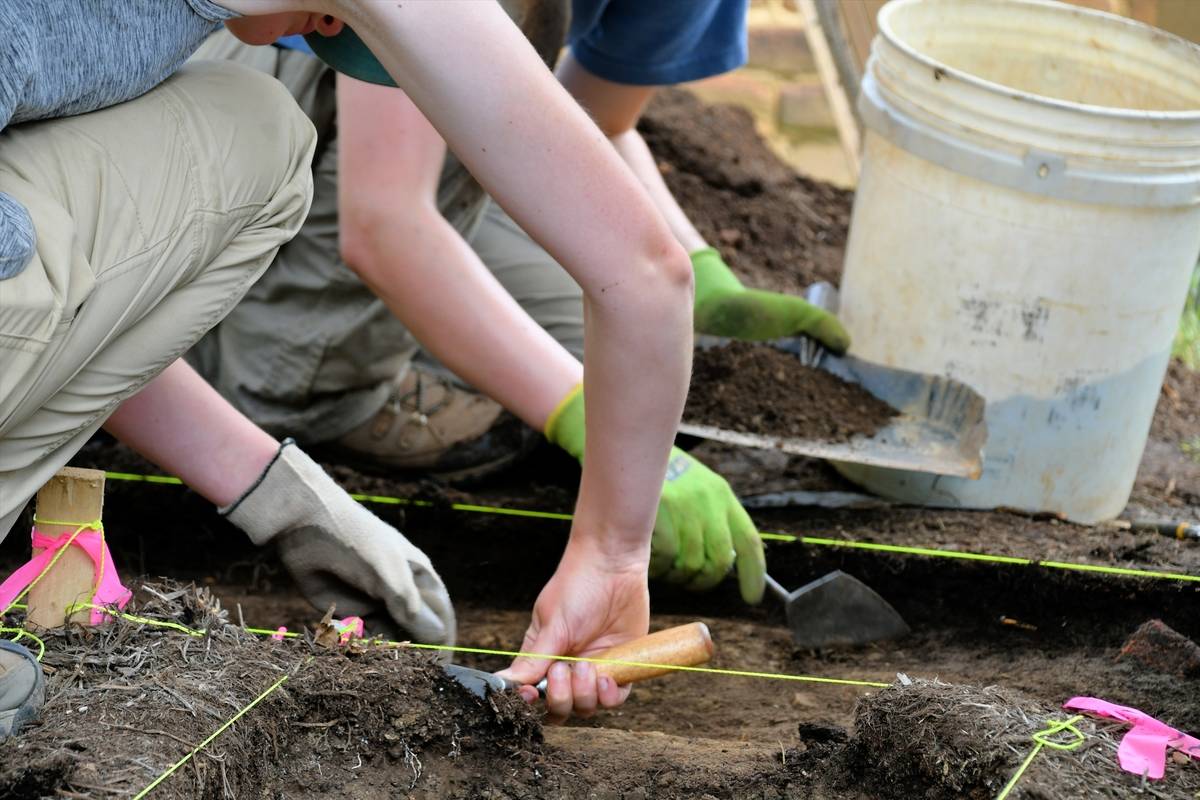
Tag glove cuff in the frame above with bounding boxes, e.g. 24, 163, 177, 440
543, 383, 585, 462
219, 439, 332, 546
690, 247, 744, 309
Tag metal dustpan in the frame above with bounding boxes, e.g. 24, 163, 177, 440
680, 285, 988, 479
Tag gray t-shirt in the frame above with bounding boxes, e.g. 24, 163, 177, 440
0, 0, 238, 279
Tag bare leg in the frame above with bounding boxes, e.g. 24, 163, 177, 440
103, 359, 278, 507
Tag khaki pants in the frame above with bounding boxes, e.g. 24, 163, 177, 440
188, 34, 585, 442
0, 61, 317, 539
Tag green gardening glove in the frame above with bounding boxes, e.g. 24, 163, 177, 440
545, 385, 766, 604
692, 247, 851, 354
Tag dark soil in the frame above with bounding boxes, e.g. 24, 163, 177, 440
1136, 361, 1200, 513
639, 89, 854, 295
0, 583, 543, 800
685, 341, 898, 441
1152, 361, 1200, 446
4, 89, 1200, 798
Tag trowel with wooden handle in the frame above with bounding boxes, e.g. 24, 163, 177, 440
443, 622, 714, 698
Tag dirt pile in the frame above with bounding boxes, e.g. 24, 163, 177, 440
0, 583, 540, 800
1, 583, 830, 800
640, 89, 853, 294
685, 341, 898, 441
837, 678, 1200, 800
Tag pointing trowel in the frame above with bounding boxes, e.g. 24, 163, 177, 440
443, 622, 714, 698
765, 571, 909, 649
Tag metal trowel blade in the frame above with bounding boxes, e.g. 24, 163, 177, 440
443, 664, 547, 699
785, 571, 910, 648
444, 664, 515, 698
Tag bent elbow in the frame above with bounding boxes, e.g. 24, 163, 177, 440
667, 241, 695, 299
646, 237, 694, 309
338, 199, 433, 282
338, 217, 372, 275
337, 199, 387, 276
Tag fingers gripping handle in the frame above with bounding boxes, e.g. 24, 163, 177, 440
592, 622, 714, 685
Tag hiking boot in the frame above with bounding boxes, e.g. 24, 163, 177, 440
0, 640, 44, 738
314, 365, 537, 481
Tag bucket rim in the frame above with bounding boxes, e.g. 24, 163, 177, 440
877, 0, 1200, 122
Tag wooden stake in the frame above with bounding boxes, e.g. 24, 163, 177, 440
26, 467, 105, 630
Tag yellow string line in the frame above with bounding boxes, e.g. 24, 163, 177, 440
0, 627, 45, 660
104, 471, 185, 485
995, 715, 1085, 800
766, 533, 1033, 564
102, 471, 1199, 584
244, 625, 296, 637
67, 607, 891, 689
1034, 560, 1199, 582
401, 642, 892, 688
130, 671, 292, 800
78, 604, 207, 638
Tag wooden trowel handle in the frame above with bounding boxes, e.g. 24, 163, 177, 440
592, 622, 713, 684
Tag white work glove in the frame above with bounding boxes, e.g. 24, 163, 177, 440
221, 440, 455, 645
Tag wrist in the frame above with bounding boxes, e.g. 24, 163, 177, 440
562, 517, 652, 576
220, 441, 340, 547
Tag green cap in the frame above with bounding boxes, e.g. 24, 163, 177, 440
304, 27, 396, 87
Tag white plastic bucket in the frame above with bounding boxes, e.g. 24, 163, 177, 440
837, 0, 1200, 523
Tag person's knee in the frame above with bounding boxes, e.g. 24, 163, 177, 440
167, 61, 317, 217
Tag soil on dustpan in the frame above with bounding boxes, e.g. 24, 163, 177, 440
685, 341, 899, 442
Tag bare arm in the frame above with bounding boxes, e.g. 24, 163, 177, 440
556, 51, 708, 253
220, 0, 692, 557
217, 1, 694, 714
554, 49, 852, 352
104, 360, 278, 507
336, 75, 580, 431
321, 1, 694, 564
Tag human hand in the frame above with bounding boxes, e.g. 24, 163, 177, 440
544, 387, 766, 604
653, 448, 766, 604
221, 441, 456, 644
497, 538, 650, 723
691, 247, 850, 353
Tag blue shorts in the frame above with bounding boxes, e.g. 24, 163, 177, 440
275, 34, 313, 55
569, 0, 748, 86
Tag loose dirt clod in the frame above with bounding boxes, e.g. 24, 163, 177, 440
686, 341, 898, 442
1118, 619, 1200, 678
